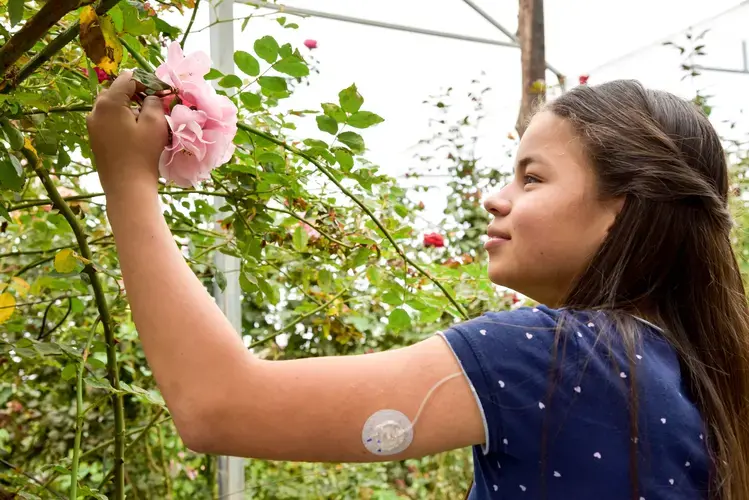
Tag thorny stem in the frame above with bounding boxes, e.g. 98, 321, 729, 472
21, 145, 127, 500
180, 0, 201, 48
70, 317, 101, 500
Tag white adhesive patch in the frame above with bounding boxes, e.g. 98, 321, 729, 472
362, 409, 413, 456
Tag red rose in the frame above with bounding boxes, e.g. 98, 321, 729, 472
578, 74, 589, 85
423, 232, 445, 248
82, 67, 112, 83
304, 39, 318, 49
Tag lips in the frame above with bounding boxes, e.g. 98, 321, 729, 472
485, 228, 510, 250
487, 228, 511, 240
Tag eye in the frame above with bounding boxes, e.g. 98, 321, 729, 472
523, 175, 541, 185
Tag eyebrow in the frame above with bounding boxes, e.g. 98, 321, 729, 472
516, 155, 545, 171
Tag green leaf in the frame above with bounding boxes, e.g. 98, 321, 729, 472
0, 203, 10, 222
256, 277, 279, 305
8, 0, 24, 27
239, 92, 261, 111
34, 129, 58, 155
318, 269, 332, 290
234, 50, 260, 77
388, 308, 411, 331
154, 17, 180, 38
61, 364, 77, 381
347, 111, 384, 129
218, 74, 243, 88
339, 84, 363, 114
382, 290, 403, 306
84, 378, 114, 391
132, 67, 171, 92
292, 224, 309, 252
1, 119, 24, 151
419, 306, 442, 323
204, 68, 223, 80
257, 152, 285, 169
254, 35, 279, 64
0, 155, 24, 192
274, 56, 309, 78
316, 115, 338, 135
337, 131, 365, 154
333, 148, 353, 170
322, 103, 346, 122
215, 270, 227, 292
303, 138, 328, 149
258, 76, 287, 92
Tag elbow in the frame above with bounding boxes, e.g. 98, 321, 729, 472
171, 405, 219, 454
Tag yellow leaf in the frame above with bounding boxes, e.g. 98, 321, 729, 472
80, 6, 123, 76
54, 249, 78, 273
11, 277, 30, 297
0, 293, 15, 324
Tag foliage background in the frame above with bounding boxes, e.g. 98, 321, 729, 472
0, 1, 747, 499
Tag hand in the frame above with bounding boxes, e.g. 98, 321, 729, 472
87, 71, 168, 198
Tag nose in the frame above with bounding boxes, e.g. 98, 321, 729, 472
483, 186, 512, 217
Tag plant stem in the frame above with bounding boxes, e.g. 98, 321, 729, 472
265, 205, 353, 249
0, 458, 66, 499
21, 145, 127, 500
0, 0, 80, 79
119, 35, 154, 72
157, 424, 173, 499
70, 317, 101, 500
180, 0, 201, 48
1, 0, 124, 93
238, 123, 470, 319
98, 408, 165, 488
248, 286, 350, 349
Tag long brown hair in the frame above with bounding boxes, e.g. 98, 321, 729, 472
542, 80, 749, 499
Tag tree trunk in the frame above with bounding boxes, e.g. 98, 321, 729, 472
515, 0, 546, 137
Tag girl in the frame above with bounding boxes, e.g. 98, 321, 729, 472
86, 74, 749, 499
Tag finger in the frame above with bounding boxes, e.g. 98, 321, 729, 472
101, 71, 136, 107
139, 95, 166, 124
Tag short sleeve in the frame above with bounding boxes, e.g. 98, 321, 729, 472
437, 305, 581, 456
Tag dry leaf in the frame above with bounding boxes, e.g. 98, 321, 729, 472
80, 6, 123, 76
0, 292, 15, 324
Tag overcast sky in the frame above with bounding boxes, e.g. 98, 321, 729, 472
170, 0, 749, 223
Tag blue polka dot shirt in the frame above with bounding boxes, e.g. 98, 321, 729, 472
438, 305, 710, 499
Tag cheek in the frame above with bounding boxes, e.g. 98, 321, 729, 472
512, 195, 599, 265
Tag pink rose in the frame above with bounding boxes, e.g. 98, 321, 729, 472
159, 105, 228, 187
304, 39, 318, 49
153, 42, 238, 187
155, 42, 211, 88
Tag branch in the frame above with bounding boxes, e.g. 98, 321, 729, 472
0, 458, 66, 500
248, 286, 350, 349
1, 0, 123, 92
265, 205, 354, 249
0, 234, 113, 259
10, 105, 468, 318
238, 123, 470, 320
98, 408, 165, 489
0, 0, 80, 79
21, 145, 127, 500
180, 0, 201, 48
70, 317, 101, 500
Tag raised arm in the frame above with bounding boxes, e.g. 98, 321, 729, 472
87, 73, 485, 462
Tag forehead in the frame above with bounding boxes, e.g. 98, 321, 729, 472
516, 111, 589, 167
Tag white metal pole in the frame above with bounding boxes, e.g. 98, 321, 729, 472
208, 0, 246, 498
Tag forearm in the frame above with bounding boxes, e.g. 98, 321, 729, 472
105, 186, 254, 439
